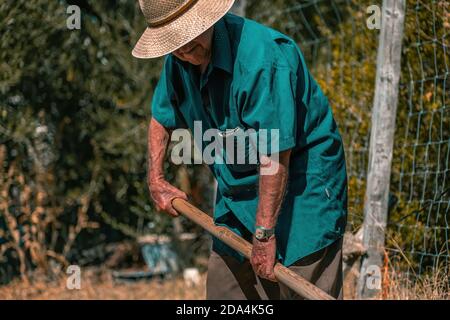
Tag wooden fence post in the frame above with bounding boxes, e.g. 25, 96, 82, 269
357, 0, 406, 299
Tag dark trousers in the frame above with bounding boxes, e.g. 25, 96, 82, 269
206, 237, 343, 300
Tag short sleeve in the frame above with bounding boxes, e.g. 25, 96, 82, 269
151, 56, 187, 129
239, 65, 299, 155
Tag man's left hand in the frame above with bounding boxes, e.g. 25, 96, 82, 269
250, 235, 277, 282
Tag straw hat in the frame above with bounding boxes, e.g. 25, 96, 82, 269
132, 0, 236, 59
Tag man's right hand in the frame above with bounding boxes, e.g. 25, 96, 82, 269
148, 177, 188, 217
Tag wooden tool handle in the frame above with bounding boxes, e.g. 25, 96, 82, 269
172, 198, 335, 300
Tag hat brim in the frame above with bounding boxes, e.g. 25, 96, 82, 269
132, 0, 236, 59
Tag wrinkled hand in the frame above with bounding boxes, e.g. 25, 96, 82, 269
148, 178, 188, 217
250, 235, 277, 282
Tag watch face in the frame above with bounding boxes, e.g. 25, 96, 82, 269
255, 229, 264, 240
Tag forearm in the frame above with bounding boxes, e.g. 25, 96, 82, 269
148, 117, 170, 182
255, 150, 291, 229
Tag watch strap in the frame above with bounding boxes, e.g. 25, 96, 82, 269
254, 226, 275, 240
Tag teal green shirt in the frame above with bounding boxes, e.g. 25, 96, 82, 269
152, 13, 348, 266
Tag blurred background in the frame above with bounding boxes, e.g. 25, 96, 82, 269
0, 0, 448, 299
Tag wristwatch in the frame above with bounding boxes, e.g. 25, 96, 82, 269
254, 226, 275, 241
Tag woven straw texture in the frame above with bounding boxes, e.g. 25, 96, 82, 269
133, 0, 235, 59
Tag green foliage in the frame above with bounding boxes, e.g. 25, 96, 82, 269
0, 0, 170, 278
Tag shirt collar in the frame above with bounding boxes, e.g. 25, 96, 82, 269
210, 18, 233, 75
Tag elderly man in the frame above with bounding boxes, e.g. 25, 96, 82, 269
133, 0, 348, 300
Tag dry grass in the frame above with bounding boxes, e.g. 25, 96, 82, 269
0, 268, 206, 300
343, 260, 449, 300
1, 266, 448, 300
383, 268, 449, 300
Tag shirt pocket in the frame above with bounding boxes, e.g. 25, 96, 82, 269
218, 126, 259, 173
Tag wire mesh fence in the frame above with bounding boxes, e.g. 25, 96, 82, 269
389, 0, 449, 278
249, 0, 449, 281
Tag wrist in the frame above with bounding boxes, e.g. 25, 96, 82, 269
255, 219, 275, 230
148, 172, 164, 184
255, 210, 277, 230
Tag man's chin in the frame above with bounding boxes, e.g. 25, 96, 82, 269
187, 59, 207, 67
